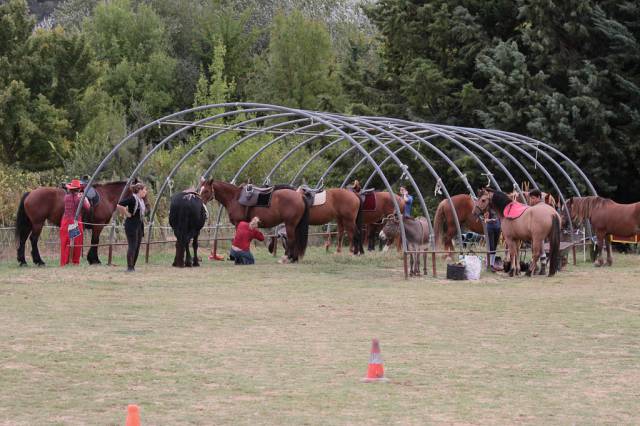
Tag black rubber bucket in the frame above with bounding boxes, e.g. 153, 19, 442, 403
446, 263, 467, 280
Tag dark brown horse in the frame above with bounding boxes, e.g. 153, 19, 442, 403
475, 189, 561, 277
15, 181, 145, 266
199, 180, 311, 262
301, 188, 362, 254
565, 196, 640, 267
433, 194, 484, 261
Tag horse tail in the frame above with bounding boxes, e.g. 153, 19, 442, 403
548, 214, 561, 277
16, 192, 32, 241
433, 200, 447, 249
293, 193, 312, 260
354, 199, 364, 254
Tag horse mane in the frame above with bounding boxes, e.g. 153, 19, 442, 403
491, 191, 512, 212
570, 196, 612, 221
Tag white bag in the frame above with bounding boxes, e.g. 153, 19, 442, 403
463, 255, 482, 280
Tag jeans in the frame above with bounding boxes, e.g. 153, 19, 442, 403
487, 224, 501, 266
229, 248, 255, 265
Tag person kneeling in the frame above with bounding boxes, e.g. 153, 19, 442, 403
230, 217, 263, 265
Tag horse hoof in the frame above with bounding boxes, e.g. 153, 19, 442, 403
192, 262, 200, 267
525, 270, 532, 277
19, 262, 28, 267
36, 262, 46, 267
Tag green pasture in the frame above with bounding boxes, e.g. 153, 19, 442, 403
1, 248, 639, 425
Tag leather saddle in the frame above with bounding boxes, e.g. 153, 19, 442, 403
359, 188, 376, 211
238, 184, 275, 207
298, 184, 326, 207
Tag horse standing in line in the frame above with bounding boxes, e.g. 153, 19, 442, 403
303, 188, 362, 254
169, 190, 207, 267
564, 196, 640, 267
15, 181, 147, 266
433, 194, 485, 261
350, 180, 405, 253
199, 179, 311, 263
474, 189, 561, 277
379, 215, 430, 276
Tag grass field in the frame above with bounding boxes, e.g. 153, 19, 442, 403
1, 248, 639, 425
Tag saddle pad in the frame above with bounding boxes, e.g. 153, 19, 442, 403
361, 192, 376, 211
312, 191, 327, 207
85, 187, 100, 206
503, 202, 529, 219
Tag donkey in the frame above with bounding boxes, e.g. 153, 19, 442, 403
379, 215, 430, 276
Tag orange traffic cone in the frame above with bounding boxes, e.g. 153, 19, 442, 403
362, 339, 389, 382
125, 404, 141, 426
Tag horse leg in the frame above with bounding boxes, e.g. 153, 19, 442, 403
605, 235, 613, 266
594, 233, 605, 267
285, 224, 297, 263
17, 223, 31, 266
173, 241, 185, 267
508, 242, 516, 277
192, 234, 200, 267
30, 223, 46, 266
184, 238, 193, 267
87, 226, 103, 265
336, 222, 344, 254
528, 239, 541, 277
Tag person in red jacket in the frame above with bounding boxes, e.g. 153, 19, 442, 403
60, 179, 90, 266
230, 216, 264, 265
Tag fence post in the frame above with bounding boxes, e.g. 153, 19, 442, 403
431, 252, 437, 277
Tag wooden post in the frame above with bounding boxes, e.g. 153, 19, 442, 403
423, 252, 427, 275
572, 244, 577, 265
403, 252, 408, 280
431, 252, 437, 277
107, 242, 113, 265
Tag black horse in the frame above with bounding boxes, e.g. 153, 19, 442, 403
169, 191, 207, 267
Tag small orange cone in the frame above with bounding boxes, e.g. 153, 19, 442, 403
362, 338, 389, 382
125, 404, 141, 426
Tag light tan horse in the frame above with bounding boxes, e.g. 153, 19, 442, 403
475, 189, 561, 277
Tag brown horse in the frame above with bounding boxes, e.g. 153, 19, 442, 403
301, 188, 362, 254
433, 194, 484, 261
199, 180, 311, 262
15, 181, 145, 266
565, 196, 640, 267
475, 189, 561, 277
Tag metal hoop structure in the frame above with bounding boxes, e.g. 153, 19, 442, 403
76, 103, 596, 277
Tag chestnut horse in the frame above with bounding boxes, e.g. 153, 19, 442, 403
565, 196, 640, 267
351, 180, 405, 252
433, 194, 484, 261
475, 189, 561, 277
15, 181, 145, 266
199, 180, 311, 262
303, 188, 362, 254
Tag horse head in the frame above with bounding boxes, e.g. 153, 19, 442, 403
199, 178, 215, 203
474, 189, 493, 216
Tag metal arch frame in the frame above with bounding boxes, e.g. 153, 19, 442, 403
155, 103, 412, 252
79, 102, 598, 273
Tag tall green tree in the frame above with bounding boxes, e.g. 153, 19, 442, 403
247, 10, 343, 111
84, 0, 178, 128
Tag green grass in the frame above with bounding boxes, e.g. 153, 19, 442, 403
1, 248, 640, 425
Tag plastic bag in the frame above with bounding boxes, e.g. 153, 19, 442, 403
463, 255, 482, 280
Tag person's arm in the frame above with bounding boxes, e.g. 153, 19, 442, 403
117, 198, 133, 218
252, 229, 265, 241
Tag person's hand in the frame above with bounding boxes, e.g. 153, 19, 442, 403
125, 211, 132, 218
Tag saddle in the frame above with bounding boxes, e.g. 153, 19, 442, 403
359, 189, 376, 212
298, 185, 326, 207
503, 202, 529, 219
84, 186, 100, 207
238, 184, 275, 207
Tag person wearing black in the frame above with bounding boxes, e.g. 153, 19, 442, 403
116, 183, 148, 272
485, 209, 502, 272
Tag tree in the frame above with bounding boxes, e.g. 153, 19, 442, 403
247, 10, 343, 111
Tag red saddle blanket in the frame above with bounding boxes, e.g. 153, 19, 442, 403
361, 192, 376, 211
503, 202, 529, 219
